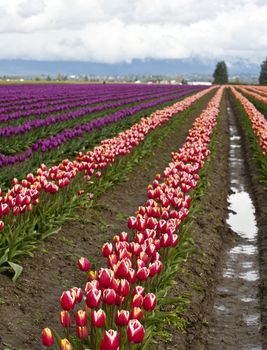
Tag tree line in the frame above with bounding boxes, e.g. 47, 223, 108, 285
212, 58, 267, 85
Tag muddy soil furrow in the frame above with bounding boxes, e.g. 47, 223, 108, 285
0, 95, 211, 350
206, 97, 262, 349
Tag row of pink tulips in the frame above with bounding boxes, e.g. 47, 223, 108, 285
237, 85, 267, 104
0, 87, 215, 233
41, 87, 224, 349
231, 87, 267, 155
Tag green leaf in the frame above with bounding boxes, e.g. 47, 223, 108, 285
7, 261, 23, 282
0, 248, 9, 266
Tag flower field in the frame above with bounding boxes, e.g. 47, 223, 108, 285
0, 83, 267, 350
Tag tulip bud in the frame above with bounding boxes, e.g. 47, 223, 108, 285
127, 319, 145, 344
132, 286, 145, 297
103, 288, 116, 305
102, 242, 113, 257
118, 279, 130, 297
60, 338, 72, 350
88, 270, 97, 281
41, 327, 54, 347
92, 309, 106, 327
60, 291, 75, 311
60, 310, 72, 328
127, 268, 137, 284
127, 216, 137, 229
86, 288, 102, 308
136, 267, 150, 281
75, 309, 87, 326
119, 231, 129, 241
131, 294, 143, 308
98, 268, 113, 288
130, 307, 143, 321
85, 280, 100, 292
116, 260, 129, 279
100, 329, 120, 350
77, 326, 88, 339
78, 257, 91, 272
115, 310, 129, 326
71, 287, 83, 303
143, 293, 157, 311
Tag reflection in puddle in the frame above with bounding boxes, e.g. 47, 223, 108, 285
240, 270, 259, 282
241, 297, 257, 303
230, 245, 257, 256
214, 304, 227, 312
227, 191, 258, 240
243, 314, 261, 326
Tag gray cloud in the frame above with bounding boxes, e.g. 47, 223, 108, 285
0, 0, 266, 64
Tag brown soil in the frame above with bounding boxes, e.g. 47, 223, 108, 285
0, 95, 211, 350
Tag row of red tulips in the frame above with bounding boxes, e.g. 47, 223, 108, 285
231, 87, 267, 155
0, 87, 215, 273
41, 86, 224, 349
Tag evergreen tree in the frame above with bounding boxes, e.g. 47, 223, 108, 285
259, 57, 267, 85
213, 61, 228, 84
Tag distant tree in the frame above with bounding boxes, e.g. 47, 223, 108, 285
213, 61, 228, 84
259, 57, 267, 85
46, 75, 52, 81
84, 75, 89, 82
181, 79, 188, 85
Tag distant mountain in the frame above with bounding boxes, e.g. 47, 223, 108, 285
0, 58, 260, 77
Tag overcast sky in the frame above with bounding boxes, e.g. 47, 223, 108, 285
0, 0, 266, 65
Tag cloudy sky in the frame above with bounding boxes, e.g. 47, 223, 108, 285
0, 0, 266, 65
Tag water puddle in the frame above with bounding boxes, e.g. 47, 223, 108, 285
207, 104, 262, 348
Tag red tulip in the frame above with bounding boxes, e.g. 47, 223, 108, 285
116, 260, 129, 279
75, 309, 87, 326
119, 231, 129, 241
86, 288, 102, 308
71, 287, 83, 303
132, 285, 145, 297
115, 309, 129, 326
118, 279, 130, 297
98, 268, 113, 288
143, 293, 157, 311
103, 288, 116, 305
60, 310, 72, 328
92, 309, 106, 327
131, 293, 143, 308
85, 280, 100, 292
78, 257, 91, 272
127, 319, 145, 344
127, 216, 136, 229
136, 267, 150, 281
100, 329, 120, 350
102, 242, 113, 257
127, 268, 137, 284
60, 291, 75, 311
41, 327, 54, 347
77, 325, 88, 339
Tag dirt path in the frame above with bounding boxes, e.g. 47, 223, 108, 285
206, 98, 262, 349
